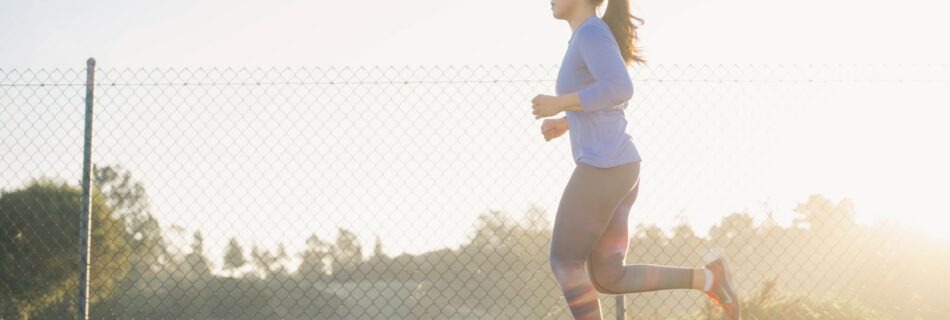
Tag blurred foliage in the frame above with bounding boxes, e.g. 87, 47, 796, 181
3, 166, 948, 319
692, 279, 885, 320
0, 179, 129, 320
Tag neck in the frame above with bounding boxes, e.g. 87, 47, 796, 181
567, 8, 597, 32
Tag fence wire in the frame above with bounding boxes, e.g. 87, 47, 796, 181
2, 64, 950, 320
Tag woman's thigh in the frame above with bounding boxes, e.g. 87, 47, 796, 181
550, 162, 640, 263
591, 183, 639, 257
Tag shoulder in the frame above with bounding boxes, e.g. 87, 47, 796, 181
574, 20, 614, 44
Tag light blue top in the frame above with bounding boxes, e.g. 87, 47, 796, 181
555, 16, 641, 168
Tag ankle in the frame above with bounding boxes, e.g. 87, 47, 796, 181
692, 268, 714, 291
691, 268, 704, 291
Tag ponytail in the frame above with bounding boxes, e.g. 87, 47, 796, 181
598, 0, 644, 65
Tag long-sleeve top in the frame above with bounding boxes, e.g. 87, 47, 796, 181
555, 15, 641, 168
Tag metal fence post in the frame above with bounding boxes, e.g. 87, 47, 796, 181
77, 57, 96, 320
615, 295, 624, 320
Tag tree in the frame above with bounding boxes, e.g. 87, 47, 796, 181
334, 229, 362, 260
250, 246, 276, 279
223, 238, 246, 276
93, 165, 168, 292
273, 243, 290, 277
331, 228, 363, 280
469, 210, 516, 249
0, 180, 131, 320
709, 212, 755, 241
371, 235, 386, 260
93, 165, 151, 228
298, 234, 330, 280
521, 205, 551, 231
184, 231, 211, 279
794, 194, 856, 231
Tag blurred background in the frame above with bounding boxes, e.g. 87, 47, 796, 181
2, 1, 949, 319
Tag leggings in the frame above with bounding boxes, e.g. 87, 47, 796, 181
549, 161, 695, 319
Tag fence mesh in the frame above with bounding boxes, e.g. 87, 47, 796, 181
2, 64, 950, 319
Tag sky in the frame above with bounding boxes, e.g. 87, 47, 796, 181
2, 0, 950, 267
3, 0, 950, 67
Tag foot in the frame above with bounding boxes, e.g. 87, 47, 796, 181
704, 257, 741, 320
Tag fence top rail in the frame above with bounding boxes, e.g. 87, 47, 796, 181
2, 64, 949, 87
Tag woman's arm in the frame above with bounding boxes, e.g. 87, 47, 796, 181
574, 25, 634, 111
532, 26, 633, 118
532, 94, 582, 119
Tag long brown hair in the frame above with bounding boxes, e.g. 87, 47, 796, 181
593, 0, 644, 65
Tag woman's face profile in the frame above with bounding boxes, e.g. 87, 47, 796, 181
550, 0, 582, 20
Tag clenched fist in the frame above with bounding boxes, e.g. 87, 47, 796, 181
541, 117, 569, 142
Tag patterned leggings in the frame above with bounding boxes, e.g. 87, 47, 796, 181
549, 161, 695, 319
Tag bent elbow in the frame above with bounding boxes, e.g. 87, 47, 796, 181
620, 82, 633, 103
609, 78, 634, 107
619, 80, 634, 103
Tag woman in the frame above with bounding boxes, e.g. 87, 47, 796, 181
531, 0, 740, 319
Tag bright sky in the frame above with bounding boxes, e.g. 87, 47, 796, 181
3, 0, 950, 67
3, 0, 949, 266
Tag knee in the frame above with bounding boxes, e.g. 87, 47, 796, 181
588, 255, 624, 293
588, 256, 620, 278
549, 254, 585, 280
548, 253, 573, 272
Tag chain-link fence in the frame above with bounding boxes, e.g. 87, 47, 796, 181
2, 63, 950, 319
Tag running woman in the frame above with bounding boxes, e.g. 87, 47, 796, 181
531, 0, 740, 319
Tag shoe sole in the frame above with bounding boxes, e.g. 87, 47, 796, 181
718, 258, 740, 319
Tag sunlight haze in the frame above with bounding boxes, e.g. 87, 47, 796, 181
2, 0, 949, 258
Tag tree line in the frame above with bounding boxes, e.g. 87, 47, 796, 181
2, 165, 947, 319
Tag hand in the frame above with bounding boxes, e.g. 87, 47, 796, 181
532, 94, 565, 119
541, 117, 569, 142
